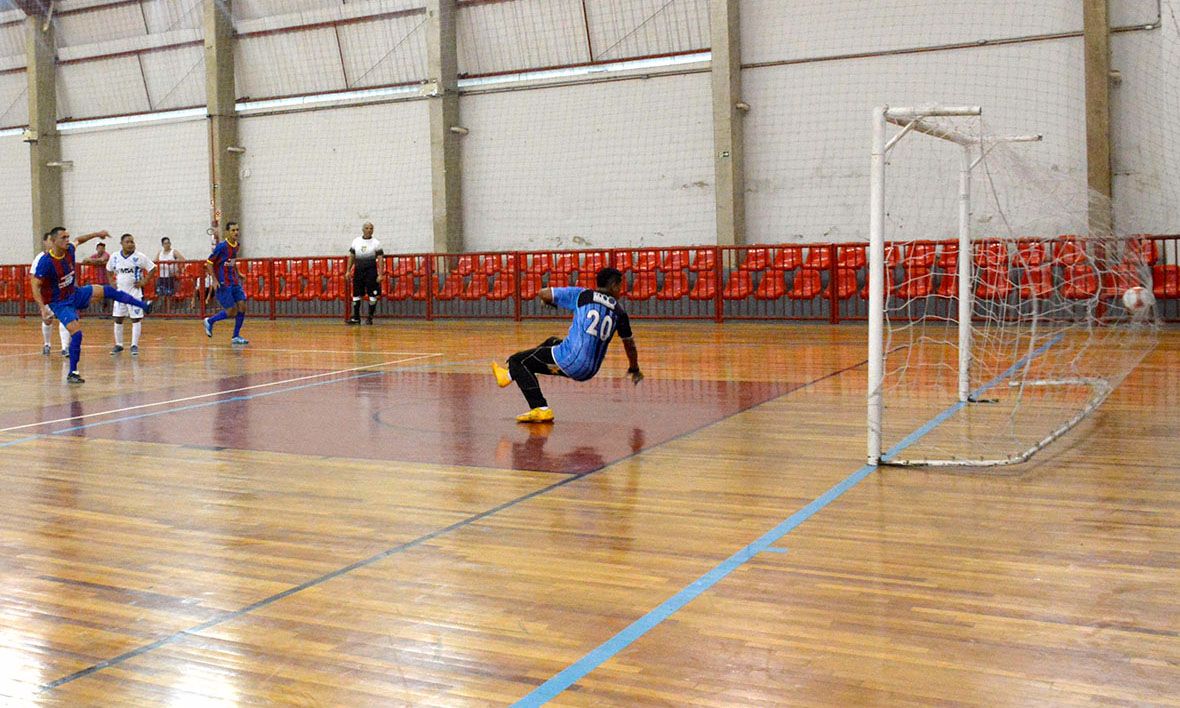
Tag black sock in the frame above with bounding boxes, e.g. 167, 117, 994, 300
352, 301, 360, 318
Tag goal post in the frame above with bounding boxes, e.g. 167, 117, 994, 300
866, 105, 1157, 468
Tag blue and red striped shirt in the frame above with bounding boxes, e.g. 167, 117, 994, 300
207, 240, 240, 286
33, 243, 77, 304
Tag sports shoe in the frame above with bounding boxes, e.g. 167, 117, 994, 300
231, 336, 249, 345
202, 318, 213, 337
515, 407, 554, 423
61, 349, 67, 357
491, 361, 512, 388
142, 300, 154, 316
111, 345, 124, 355
365, 317, 373, 325
130, 345, 138, 356
346, 317, 360, 325
42, 344, 50, 356
66, 372, 85, 384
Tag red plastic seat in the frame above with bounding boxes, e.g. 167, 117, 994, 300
481, 255, 502, 275
388, 274, 415, 300
521, 273, 544, 300
754, 270, 786, 300
804, 246, 832, 270
1018, 266, 1053, 299
837, 245, 867, 268
661, 249, 689, 272
613, 251, 633, 273
825, 268, 859, 300
689, 249, 716, 272
935, 271, 958, 298
628, 271, 657, 300
578, 252, 608, 288
975, 268, 1013, 300
488, 273, 515, 300
1152, 264, 1180, 299
724, 270, 753, 300
1101, 264, 1143, 298
894, 267, 932, 298
435, 271, 464, 300
1061, 265, 1099, 299
974, 240, 1008, 268
633, 251, 659, 272
388, 256, 413, 277
657, 271, 688, 299
323, 259, 349, 300
689, 271, 716, 300
551, 253, 576, 286
243, 260, 270, 300
772, 246, 803, 271
1054, 237, 1088, 266
787, 270, 822, 299
1015, 240, 1047, 267
739, 248, 769, 272
1125, 237, 1158, 266
904, 241, 937, 269
527, 253, 552, 274
463, 273, 489, 300
455, 255, 476, 276
294, 261, 317, 301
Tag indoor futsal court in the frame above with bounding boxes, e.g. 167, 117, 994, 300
0, 320, 1176, 704
3, 0, 1180, 705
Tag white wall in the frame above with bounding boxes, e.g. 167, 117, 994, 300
237, 99, 432, 256
461, 72, 715, 251
60, 118, 209, 260
0, 135, 33, 264
743, 38, 1089, 244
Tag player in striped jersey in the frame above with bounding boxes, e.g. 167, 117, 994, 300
492, 267, 642, 422
202, 221, 248, 344
106, 233, 156, 355
31, 232, 69, 356
31, 226, 153, 384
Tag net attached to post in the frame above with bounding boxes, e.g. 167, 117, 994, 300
867, 106, 1159, 468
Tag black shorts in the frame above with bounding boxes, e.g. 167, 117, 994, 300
156, 276, 176, 296
353, 267, 380, 298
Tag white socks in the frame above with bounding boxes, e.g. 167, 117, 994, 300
132, 321, 142, 346
113, 322, 124, 347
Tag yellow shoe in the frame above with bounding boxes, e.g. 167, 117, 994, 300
492, 361, 512, 388
516, 407, 554, 423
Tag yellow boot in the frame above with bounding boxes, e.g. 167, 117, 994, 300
491, 361, 512, 388
516, 407, 554, 423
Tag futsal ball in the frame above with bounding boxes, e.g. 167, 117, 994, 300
1122, 285, 1154, 315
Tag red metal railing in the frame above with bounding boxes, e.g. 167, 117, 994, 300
2, 236, 1176, 322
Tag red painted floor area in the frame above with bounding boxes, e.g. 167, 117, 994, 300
37, 372, 794, 474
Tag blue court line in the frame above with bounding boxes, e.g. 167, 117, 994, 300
38, 356, 872, 693
513, 333, 1065, 707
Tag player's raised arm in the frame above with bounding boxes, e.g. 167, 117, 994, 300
539, 287, 556, 307
75, 229, 109, 245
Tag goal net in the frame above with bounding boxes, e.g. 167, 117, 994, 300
867, 106, 1160, 468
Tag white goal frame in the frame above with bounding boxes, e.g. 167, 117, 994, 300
865, 104, 1083, 467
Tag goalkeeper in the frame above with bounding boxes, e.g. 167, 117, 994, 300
491, 267, 642, 423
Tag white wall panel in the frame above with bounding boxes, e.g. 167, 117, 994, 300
237, 100, 432, 255
58, 56, 151, 119
1111, 2, 1180, 234
57, 4, 147, 47
741, 0, 1080, 65
0, 68, 27, 127
461, 73, 715, 251
234, 0, 342, 22
585, 0, 709, 61
60, 119, 209, 258
458, 0, 588, 76
0, 19, 24, 59
337, 13, 428, 88
237, 28, 348, 99
140, 44, 205, 109
744, 39, 1087, 244
142, 0, 204, 34
0, 135, 33, 264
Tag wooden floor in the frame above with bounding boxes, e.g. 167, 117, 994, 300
0, 317, 1176, 706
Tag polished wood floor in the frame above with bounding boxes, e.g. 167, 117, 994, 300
0, 317, 1176, 706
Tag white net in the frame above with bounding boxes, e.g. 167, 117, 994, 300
870, 110, 1160, 467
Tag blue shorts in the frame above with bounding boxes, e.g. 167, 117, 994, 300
215, 283, 247, 309
47, 286, 95, 327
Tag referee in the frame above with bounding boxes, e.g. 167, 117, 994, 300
346, 222, 384, 324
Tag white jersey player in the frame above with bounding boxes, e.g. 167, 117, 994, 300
32, 233, 70, 356
105, 233, 156, 355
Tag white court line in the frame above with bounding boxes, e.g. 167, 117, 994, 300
0, 343, 440, 356
0, 353, 441, 435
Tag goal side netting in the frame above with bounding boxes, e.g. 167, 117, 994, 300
867, 106, 1159, 468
